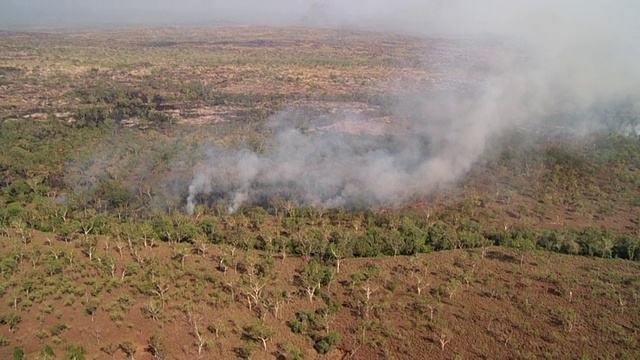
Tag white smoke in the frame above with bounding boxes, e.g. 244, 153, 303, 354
185, 72, 539, 213
184, 0, 640, 212
15, 1, 635, 212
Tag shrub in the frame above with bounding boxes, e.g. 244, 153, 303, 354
288, 311, 316, 334
386, 278, 400, 292
2, 312, 21, 332
85, 299, 99, 318
118, 294, 133, 310
104, 279, 120, 293
36, 329, 50, 340
110, 310, 125, 322
279, 342, 305, 360
100, 343, 118, 356
235, 343, 256, 359
148, 332, 169, 360
50, 322, 69, 336
41, 344, 55, 358
120, 340, 136, 359
13, 347, 24, 360
313, 332, 340, 354
20, 299, 33, 311
64, 345, 85, 360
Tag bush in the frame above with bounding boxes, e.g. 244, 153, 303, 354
313, 332, 340, 354
279, 342, 305, 360
119, 340, 136, 358
118, 294, 133, 310
85, 299, 99, 318
148, 332, 168, 360
1, 312, 21, 332
36, 329, 50, 340
288, 311, 316, 334
13, 347, 24, 360
41, 344, 55, 358
109, 310, 125, 321
100, 343, 119, 356
613, 235, 640, 260
235, 343, 256, 359
64, 345, 85, 360
50, 322, 69, 336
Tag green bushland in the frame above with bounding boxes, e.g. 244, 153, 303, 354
2, 28, 638, 360
0, 116, 639, 265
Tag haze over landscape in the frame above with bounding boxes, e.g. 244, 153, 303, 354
2, 1, 640, 359
2, 1, 640, 40
5, 0, 639, 211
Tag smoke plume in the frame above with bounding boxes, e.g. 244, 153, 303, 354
184, 1, 640, 212
13, 1, 636, 212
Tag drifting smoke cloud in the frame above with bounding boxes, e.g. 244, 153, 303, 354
183, 1, 640, 213
10, 1, 636, 211
185, 75, 523, 213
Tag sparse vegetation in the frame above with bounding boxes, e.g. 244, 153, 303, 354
0, 26, 639, 360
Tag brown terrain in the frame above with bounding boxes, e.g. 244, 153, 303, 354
0, 26, 638, 359
1, 229, 639, 359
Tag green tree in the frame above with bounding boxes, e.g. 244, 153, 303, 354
327, 230, 354, 273
297, 261, 332, 302
429, 220, 456, 251
148, 332, 168, 360
119, 340, 136, 360
614, 235, 640, 260
85, 298, 99, 321
245, 321, 274, 350
313, 332, 340, 354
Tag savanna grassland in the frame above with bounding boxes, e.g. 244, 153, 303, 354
0, 26, 639, 359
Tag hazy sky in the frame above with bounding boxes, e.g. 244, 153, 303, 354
2, 1, 639, 39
